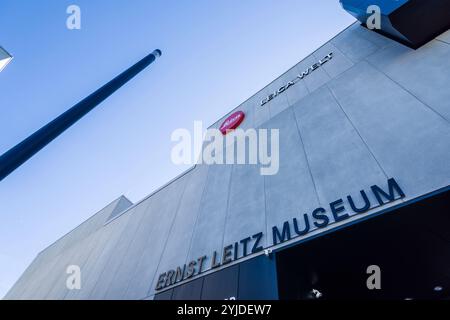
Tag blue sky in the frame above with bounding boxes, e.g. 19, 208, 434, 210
0, 0, 354, 297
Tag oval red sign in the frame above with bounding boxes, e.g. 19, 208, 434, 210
219, 111, 245, 135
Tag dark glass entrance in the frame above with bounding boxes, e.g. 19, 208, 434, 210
155, 188, 450, 300
276, 188, 450, 300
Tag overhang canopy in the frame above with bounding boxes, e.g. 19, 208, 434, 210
340, 0, 450, 48
0, 46, 13, 72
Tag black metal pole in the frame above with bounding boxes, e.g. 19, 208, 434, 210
0, 49, 162, 182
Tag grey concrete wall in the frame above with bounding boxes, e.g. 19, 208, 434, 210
5, 22, 450, 300
4, 196, 132, 299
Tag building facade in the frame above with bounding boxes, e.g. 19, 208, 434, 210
0, 46, 13, 73
5, 2, 450, 300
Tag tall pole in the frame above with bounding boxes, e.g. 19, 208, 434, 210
0, 49, 162, 182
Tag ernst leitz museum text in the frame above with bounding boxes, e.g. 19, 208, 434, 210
6, 1, 450, 300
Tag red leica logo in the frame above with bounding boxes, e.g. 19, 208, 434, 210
219, 111, 245, 135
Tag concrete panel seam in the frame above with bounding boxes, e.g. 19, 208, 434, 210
284, 76, 311, 109
132, 175, 190, 299
331, 26, 383, 65
184, 166, 212, 266
326, 83, 391, 182
436, 38, 450, 45
39, 197, 122, 255
41, 242, 85, 299
61, 231, 108, 299
263, 171, 269, 248
291, 107, 322, 206
220, 165, 236, 257
363, 58, 450, 124
103, 166, 197, 227
208, 22, 359, 130
330, 39, 359, 65
70, 219, 131, 299
112, 178, 189, 299
87, 201, 153, 299
356, 28, 390, 50
52, 232, 106, 299
301, 76, 312, 96
315, 56, 333, 79
327, 40, 348, 63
